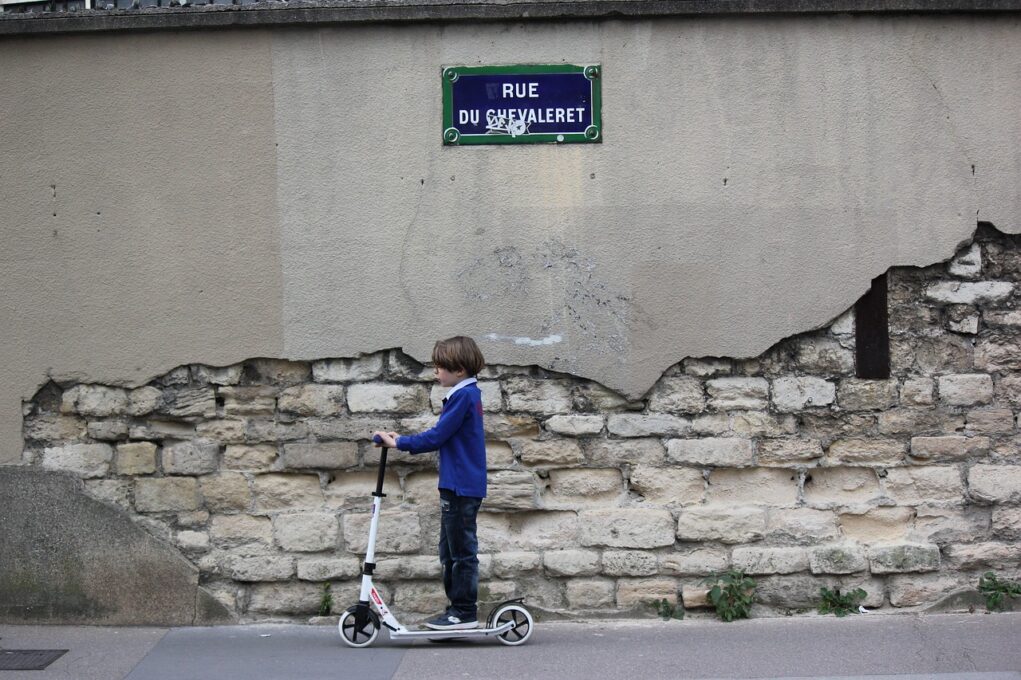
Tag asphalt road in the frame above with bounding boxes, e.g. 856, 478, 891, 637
1, 613, 1020, 680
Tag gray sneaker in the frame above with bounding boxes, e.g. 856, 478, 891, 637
424, 612, 479, 630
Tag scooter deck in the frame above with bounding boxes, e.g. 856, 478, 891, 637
389, 620, 515, 640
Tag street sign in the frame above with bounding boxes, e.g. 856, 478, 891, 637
442, 64, 602, 145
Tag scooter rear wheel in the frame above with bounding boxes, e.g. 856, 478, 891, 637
492, 603, 533, 646
338, 606, 380, 648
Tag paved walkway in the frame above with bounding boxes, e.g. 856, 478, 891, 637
1, 613, 1020, 680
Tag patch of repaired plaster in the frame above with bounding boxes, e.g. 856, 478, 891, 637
485, 333, 563, 347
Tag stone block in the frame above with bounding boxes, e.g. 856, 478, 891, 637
585, 438, 665, 466
938, 374, 994, 406
616, 578, 677, 608
837, 379, 899, 411
163, 439, 220, 475
659, 548, 729, 576
794, 337, 854, 374
115, 442, 157, 475
628, 465, 704, 505
884, 466, 964, 504
199, 472, 252, 512
830, 310, 855, 335
892, 335, 975, 375
706, 377, 769, 411
393, 581, 448, 615
487, 441, 516, 469
375, 555, 442, 580
968, 465, 1021, 503
192, 364, 243, 386
281, 441, 358, 470
274, 512, 339, 552
889, 574, 964, 607
682, 358, 732, 377
578, 508, 675, 549
996, 374, 1021, 407
992, 507, 1021, 540
543, 549, 600, 576
868, 544, 941, 574
546, 469, 622, 505
247, 583, 320, 614
681, 585, 711, 609
193, 419, 244, 443
492, 551, 541, 578
159, 387, 216, 419
566, 579, 615, 608
347, 383, 428, 413
764, 508, 840, 544
877, 409, 965, 436
985, 309, 1021, 327
647, 376, 706, 414
343, 512, 421, 554
278, 384, 346, 416
309, 416, 399, 441
84, 479, 132, 509
839, 507, 914, 544
911, 505, 991, 544
503, 378, 573, 414
486, 470, 538, 510
676, 506, 767, 544
808, 544, 867, 574
803, 468, 880, 508
209, 514, 273, 547
607, 413, 690, 437
924, 281, 1013, 305
602, 550, 658, 576
484, 415, 540, 438
252, 474, 324, 511
756, 574, 883, 609
22, 414, 87, 442
944, 542, 1021, 570
667, 438, 754, 467
757, 439, 823, 467
909, 436, 990, 462
126, 386, 163, 416
573, 383, 635, 411
134, 477, 202, 512
312, 354, 384, 382
296, 556, 362, 581
223, 444, 277, 471
706, 468, 798, 506
772, 377, 836, 412
948, 242, 981, 277
87, 420, 129, 441
245, 359, 311, 386
477, 511, 578, 551
544, 415, 604, 436
965, 409, 1016, 434
399, 471, 440, 505
900, 378, 934, 406
732, 547, 809, 575
517, 439, 584, 466
175, 530, 209, 552
41, 443, 113, 478
66, 385, 129, 417
730, 411, 799, 437
824, 439, 905, 466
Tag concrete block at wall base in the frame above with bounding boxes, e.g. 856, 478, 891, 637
0, 467, 232, 625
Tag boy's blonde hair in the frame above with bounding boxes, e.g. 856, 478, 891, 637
432, 336, 486, 377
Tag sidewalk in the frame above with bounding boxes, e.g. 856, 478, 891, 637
2, 613, 1020, 680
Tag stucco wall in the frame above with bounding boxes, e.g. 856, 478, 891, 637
2, 14, 1020, 465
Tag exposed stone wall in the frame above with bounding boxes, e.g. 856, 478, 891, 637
20, 225, 1021, 621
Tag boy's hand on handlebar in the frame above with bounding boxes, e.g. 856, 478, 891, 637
372, 431, 398, 448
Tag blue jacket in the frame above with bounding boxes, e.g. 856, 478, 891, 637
396, 382, 487, 498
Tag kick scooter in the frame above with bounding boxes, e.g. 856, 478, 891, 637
337, 435, 534, 648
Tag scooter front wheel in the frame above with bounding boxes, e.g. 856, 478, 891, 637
492, 603, 533, 646
338, 606, 380, 648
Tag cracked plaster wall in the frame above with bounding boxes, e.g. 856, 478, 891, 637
2, 15, 1020, 465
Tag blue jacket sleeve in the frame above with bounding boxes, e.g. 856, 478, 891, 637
396, 392, 470, 454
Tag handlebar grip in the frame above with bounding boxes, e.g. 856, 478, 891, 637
372, 434, 383, 445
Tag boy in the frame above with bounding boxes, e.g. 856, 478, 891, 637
373, 336, 487, 630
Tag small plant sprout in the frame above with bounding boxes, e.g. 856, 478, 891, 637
978, 572, 1021, 612
651, 597, 684, 621
318, 582, 333, 617
818, 587, 867, 617
703, 570, 756, 622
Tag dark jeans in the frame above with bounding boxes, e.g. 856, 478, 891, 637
438, 488, 482, 619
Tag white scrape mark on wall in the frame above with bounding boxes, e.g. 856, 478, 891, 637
485, 333, 563, 347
